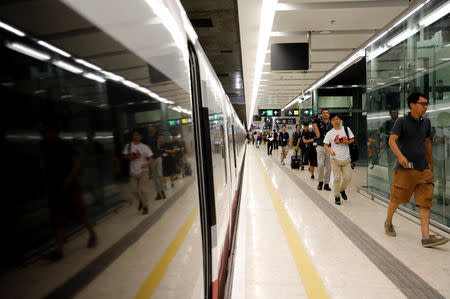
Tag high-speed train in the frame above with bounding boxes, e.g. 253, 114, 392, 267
0, 1, 246, 298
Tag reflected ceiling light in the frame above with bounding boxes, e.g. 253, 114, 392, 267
248, 0, 278, 129
306, 49, 365, 94
83, 72, 106, 83
416, 68, 426, 71
102, 71, 124, 81
392, 76, 401, 79
137, 86, 151, 94
123, 80, 139, 89
6, 42, 50, 61
0, 21, 25, 37
76, 59, 102, 71
441, 58, 450, 61
38, 41, 71, 57
53, 60, 83, 74
337, 85, 344, 88
145, 0, 185, 52
368, 1, 449, 62
419, 1, 450, 27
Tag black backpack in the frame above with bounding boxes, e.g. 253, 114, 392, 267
344, 127, 359, 163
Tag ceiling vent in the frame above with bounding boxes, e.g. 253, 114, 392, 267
221, 50, 233, 53
190, 18, 214, 28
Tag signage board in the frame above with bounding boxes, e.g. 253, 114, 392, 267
274, 118, 296, 125
259, 109, 281, 117
285, 109, 299, 116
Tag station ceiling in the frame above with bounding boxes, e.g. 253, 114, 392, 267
180, 0, 247, 123
237, 0, 410, 121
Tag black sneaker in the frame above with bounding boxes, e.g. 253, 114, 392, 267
143, 207, 149, 215
138, 201, 143, 211
324, 184, 331, 191
311, 175, 315, 180
335, 197, 341, 205
340, 191, 347, 200
300, 166, 304, 170
317, 182, 323, 190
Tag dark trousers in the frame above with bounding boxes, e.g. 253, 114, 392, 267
267, 141, 273, 155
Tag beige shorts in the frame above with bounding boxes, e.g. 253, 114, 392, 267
281, 146, 288, 155
390, 169, 434, 208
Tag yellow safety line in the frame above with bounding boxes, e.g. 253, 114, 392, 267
135, 205, 199, 299
255, 153, 330, 299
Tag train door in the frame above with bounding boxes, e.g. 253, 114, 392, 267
188, 41, 216, 299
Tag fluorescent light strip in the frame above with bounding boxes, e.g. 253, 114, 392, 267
76, 59, 102, 71
38, 41, 71, 57
7, 42, 50, 61
0, 21, 25, 37
102, 71, 124, 81
53, 60, 83, 74
248, 0, 278, 128
368, 1, 449, 62
419, 1, 450, 27
83, 72, 106, 83
123, 80, 139, 89
302, 0, 435, 99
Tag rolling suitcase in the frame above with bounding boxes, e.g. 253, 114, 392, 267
290, 149, 301, 169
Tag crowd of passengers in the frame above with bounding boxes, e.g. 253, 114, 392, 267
39, 121, 189, 261
247, 92, 448, 248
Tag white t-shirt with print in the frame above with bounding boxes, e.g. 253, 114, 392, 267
323, 127, 354, 161
122, 142, 153, 175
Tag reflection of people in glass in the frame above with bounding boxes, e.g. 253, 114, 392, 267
161, 135, 176, 189
432, 111, 450, 206
80, 130, 105, 206
380, 108, 399, 184
171, 134, 183, 179
144, 123, 165, 200
122, 129, 153, 215
40, 121, 97, 261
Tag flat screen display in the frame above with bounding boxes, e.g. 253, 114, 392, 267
271, 43, 309, 71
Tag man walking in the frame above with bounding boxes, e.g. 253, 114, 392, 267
313, 109, 332, 191
123, 129, 153, 215
267, 130, 274, 155
384, 92, 448, 247
292, 124, 302, 168
301, 122, 318, 179
324, 113, 354, 205
278, 125, 289, 165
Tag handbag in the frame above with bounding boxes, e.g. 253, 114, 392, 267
344, 127, 359, 163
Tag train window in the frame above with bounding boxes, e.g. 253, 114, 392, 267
0, 1, 204, 298
232, 124, 237, 173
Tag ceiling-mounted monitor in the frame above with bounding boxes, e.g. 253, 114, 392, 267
271, 43, 309, 71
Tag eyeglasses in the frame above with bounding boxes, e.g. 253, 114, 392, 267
415, 101, 429, 107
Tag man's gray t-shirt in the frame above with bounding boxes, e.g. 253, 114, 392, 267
390, 113, 431, 170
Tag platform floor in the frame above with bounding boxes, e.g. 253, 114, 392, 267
231, 146, 450, 299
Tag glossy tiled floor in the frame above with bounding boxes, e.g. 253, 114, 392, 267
231, 146, 450, 299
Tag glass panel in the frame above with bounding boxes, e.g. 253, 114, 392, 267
366, 0, 450, 228
0, 1, 204, 298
